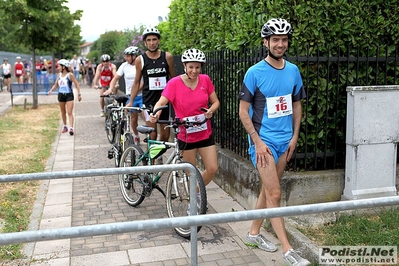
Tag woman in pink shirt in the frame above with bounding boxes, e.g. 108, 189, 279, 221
150, 48, 220, 191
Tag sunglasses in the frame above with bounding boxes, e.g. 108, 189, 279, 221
103, 60, 110, 63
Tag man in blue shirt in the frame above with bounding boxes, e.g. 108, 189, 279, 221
239, 18, 310, 266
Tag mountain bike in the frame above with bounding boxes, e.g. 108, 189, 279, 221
102, 94, 139, 166
118, 106, 208, 238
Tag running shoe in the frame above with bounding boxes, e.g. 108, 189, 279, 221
283, 249, 311, 266
62, 126, 68, 133
69, 128, 74, 136
245, 233, 277, 252
101, 110, 105, 117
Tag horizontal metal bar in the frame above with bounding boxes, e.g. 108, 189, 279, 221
0, 163, 201, 264
0, 195, 398, 246
0, 165, 190, 183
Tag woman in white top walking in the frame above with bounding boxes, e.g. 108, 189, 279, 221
48, 59, 82, 136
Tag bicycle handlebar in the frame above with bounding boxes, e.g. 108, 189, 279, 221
153, 106, 209, 128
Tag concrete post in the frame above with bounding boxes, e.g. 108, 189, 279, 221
343, 85, 399, 199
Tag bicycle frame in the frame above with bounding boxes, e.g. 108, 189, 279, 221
138, 138, 179, 184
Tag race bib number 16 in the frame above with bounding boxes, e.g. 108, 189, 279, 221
266, 94, 293, 118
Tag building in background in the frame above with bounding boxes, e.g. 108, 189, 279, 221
80, 42, 94, 59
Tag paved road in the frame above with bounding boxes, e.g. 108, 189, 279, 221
1, 84, 286, 265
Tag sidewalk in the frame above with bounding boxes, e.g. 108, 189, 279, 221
1, 85, 286, 265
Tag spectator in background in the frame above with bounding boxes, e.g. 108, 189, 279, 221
35, 59, 42, 84
70, 54, 81, 82
0, 58, 12, 91
85, 59, 95, 88
14, 56, 24, 84
42, 59, 50, 92
23, 59, 31, 83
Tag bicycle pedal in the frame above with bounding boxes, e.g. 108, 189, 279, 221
107, 150, 114, 159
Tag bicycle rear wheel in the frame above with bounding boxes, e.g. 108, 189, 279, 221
165, 161, 207, 239
119, 144, 148, 206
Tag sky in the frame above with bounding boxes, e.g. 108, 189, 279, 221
65, 0, 172, 42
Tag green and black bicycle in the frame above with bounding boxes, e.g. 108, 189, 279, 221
118, 106, 208, 238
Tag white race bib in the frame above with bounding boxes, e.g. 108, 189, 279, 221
184, 114, 208, 134
149, 76, 167, 90
266, 94, 293, 118
16, 69, 23, 75
101, 76, 111, 82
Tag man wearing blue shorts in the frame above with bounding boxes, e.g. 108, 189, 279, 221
239, 18, 310, 266
105, 46, 143, 144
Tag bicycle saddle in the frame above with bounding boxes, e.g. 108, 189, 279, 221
115, 95, 129, 105
137, 125, 155, 134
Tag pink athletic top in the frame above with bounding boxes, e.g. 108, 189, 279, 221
162, 74, 215, 143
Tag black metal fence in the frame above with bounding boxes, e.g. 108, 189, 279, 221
173, 45, 399, 170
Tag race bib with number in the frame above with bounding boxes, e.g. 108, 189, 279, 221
184, 114, 208, 134
101, 76, 111, 82
16, 70, 23, 75
266, 94, 293, 118
149, 76, 167, 90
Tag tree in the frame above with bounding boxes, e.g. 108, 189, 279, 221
0, 0, 82, 108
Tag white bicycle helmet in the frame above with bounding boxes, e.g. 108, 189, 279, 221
142, 27, 161, 40
124, 46, 140, 55
181, 48, 206, 63
16, 56, 21, 60
261, 18, 293, 38
101, 54, 111, 62
58, 59, 70, 68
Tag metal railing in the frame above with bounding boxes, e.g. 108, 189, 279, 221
1, 166, 399, 265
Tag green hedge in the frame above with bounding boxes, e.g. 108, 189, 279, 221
159, 0, 399, 170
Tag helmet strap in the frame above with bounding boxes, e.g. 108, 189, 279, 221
268, 51, 283, 61
183, 65, 191, 79
147, 47, 159, 53
129, 55, 136, 65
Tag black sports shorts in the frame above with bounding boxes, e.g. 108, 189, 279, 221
58, 92, 74, 102
178, 134, 215, 151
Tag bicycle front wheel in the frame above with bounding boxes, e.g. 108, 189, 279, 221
122, 133, 134, 151
119, 144, 148, 207
165, 161, 207, 239
105, 111, 115, 144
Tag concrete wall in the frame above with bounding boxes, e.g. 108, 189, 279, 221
197, 144, 399, 210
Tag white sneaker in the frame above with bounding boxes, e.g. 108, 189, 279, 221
245, 233, 277, 252
283, 249, 311, 266
100, 111, 105, 117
